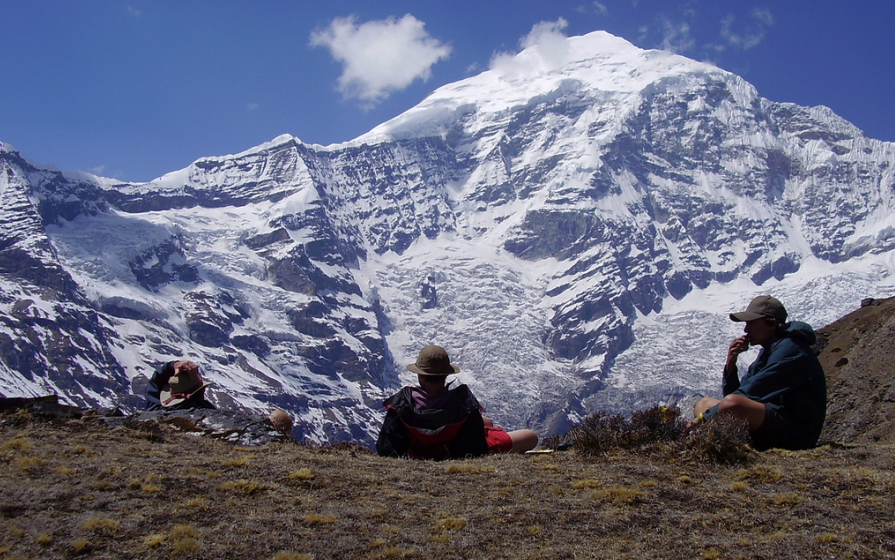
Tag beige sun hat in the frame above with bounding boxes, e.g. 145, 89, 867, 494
160, 366, 213, 407
407, 345, 461, 377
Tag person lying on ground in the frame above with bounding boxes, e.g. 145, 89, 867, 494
376, 345, 538, 459
144, 360, 216, 411
691, 295, 826, 450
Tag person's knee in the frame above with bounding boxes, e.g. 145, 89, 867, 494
717, 394, 766, 431
718, 394, 754, 412
510, 429, 538, 453
694, 397, 720, 416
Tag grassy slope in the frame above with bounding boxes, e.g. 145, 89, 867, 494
1, 414, 894, 560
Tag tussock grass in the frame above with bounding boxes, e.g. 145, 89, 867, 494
219, 479, 266, 495
81, 516, 120, 535
223, 454, 253, 467
434, 517, 467, 531
301, 513, 336, 526
271, 553, 311, 560
444, 462, 495, 474
287, 467, 315, 481
1, 436, 32, 452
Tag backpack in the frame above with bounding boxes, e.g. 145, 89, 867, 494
376, 384, 490, 460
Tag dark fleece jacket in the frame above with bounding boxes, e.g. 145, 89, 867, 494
719, 321, 827, 449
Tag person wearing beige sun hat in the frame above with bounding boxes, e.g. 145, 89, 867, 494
144, 360, 216, 411
376, 345, 538, 459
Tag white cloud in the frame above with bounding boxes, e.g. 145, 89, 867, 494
310, 14, 451, 105
490, 18, 570, 76
721, 9, 774, 50
658, 16, 696, 54
751, 8, 774, 26
89, 165, 106, 175
248, 103, 260, 112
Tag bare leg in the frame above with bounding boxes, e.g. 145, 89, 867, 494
507, 429, 538, 453
716, 394, 767, 431
692, 394, 767, 432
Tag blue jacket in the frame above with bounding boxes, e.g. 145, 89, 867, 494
721, 321, 826, 449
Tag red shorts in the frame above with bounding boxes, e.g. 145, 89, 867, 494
485, 426, 513, 454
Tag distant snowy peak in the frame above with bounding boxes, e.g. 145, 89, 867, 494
359, 30, 732, 143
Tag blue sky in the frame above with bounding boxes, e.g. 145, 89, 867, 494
2, 0, 893, 182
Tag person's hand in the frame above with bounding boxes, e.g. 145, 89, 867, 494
173, 360, 199, 376
725, 336, 749, 371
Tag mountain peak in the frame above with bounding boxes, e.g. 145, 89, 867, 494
359, 30, 726, 143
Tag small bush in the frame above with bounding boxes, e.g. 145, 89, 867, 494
676, 412, 752, 465
546, 407, 686, 456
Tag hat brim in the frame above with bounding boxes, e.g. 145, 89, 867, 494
729, 311, 765, 322
407, 364, 460, 376
159, 381, 213, 408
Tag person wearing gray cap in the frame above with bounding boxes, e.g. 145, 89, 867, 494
691, 295, 826, 450
376, 345, 538, 459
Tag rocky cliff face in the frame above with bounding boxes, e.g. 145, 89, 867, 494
1, 31, 894, 444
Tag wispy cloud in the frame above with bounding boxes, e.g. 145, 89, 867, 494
490, 18, 570, 76
577, 2, 609, 17
127, 6, 141, 17
247, 103, 260, 112
658, 15, 696, 54
721, 9, 774, 50
310, 14, 451, 106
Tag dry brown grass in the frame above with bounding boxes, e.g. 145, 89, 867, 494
1, 414, 895, 559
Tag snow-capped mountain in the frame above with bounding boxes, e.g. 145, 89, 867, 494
2, 31, 894, 444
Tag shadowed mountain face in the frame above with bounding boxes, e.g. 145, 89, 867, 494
1, 31, 895, 445
817, 296, 895, 444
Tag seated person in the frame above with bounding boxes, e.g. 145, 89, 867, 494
376, 345, 538, 459
144, 360, 216, 411
692, 295, 826, 450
